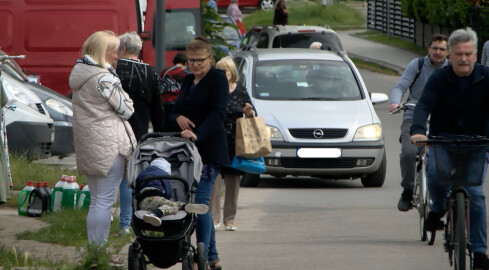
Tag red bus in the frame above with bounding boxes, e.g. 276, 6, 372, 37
0, 0, 201, 96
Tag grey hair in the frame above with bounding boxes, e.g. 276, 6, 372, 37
448, 27, 478, 52
119, 31, 142, 54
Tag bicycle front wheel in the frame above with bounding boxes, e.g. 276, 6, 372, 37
454, 192, 467, 270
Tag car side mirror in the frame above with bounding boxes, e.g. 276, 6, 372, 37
369, 93, 389, 105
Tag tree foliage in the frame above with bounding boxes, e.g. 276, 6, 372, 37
200, 0, 237, 61
401, 0, 470, 27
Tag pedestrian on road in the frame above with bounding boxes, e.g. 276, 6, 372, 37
69, 30, 136, 248
160, 52, 189, 131
210, 56, 254, 232
116, 31, 165, 236
273, 0, 289, 25
388, 34, 449, 212
207, 0, 218, 14
0, 80, 9, 205
481, 40, 489, 66
169, 37, 229, 270
411, 27, 489, 269
227, 0, 245, 36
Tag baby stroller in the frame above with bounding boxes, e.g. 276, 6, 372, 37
126, 132, 207, 270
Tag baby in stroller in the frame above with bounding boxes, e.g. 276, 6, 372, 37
134, 157, 208, 227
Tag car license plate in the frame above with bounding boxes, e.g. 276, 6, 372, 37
297, 148, 341, 158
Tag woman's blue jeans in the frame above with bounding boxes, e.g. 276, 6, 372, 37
119, 178, 132, 229
195, 165, 220, 262
427, 147, 487, 253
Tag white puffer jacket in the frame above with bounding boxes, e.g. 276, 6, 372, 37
69, 56, 137, 176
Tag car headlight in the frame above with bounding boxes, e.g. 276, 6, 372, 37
266, 125, 283, 140
353, 124, 382, 140
45, 98, 73, 116
3, 81, 37, 110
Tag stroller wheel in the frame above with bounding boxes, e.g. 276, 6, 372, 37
128, 242, 146, 270
182, 250, 194, 270
197, 242, 208, 270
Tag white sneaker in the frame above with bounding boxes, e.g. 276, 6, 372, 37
224, 224, 237, 231
118, 227, 131, 236
214, 222, 221, 230
184, 204, 209, 215
109, 254, 124, 267
143, 212, 162, 227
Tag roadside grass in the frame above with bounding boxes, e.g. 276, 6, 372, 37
350, 57, 400, 76
2, 155, 132, 269
4, 208, 133, 269
243, 2, 364, 31
0, 244, 72, 269
9, 154, 87, 191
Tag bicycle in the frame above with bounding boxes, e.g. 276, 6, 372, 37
413, 145, 435, 244
390, 102, 434, 244
417, 135, 489, 270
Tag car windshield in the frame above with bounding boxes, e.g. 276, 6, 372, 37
253, 60, 362, 101
165, 11, 197, 51
272, 32, 343, 51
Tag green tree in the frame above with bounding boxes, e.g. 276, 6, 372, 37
401, 0, 470, 27
200, 0, 237, 61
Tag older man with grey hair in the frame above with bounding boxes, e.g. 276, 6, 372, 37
411, 27, 489, 269
116, 31, 165, 236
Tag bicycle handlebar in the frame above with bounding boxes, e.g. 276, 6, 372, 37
415, 135, 489, 145
389, 101, 416, 115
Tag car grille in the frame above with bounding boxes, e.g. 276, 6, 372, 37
288, 128, 348, 139
36, 103, 46, 115
280, 157, 359, 168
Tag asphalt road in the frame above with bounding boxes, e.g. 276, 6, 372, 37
16, 69, 489, 269
155, 69, 481, 270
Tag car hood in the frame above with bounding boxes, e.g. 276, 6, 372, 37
252, 98, 378, 141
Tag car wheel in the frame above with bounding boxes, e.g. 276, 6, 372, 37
260, 0, 275, 10
240, 173, 261, 187
361, 150, 386, 187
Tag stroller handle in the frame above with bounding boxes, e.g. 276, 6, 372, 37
139, 132, 181, 143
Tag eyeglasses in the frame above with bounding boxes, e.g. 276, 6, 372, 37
430, 46, 448, 52
188, 55, 211, 65
453, 51, 476, 57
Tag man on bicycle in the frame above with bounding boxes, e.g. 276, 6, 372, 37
411, 27, 489, 269
389, 34, 449, 211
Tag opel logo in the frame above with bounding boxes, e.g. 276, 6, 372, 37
313, 129, 324, 138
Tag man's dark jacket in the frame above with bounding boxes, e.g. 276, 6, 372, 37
117, 58, 165, 141
411, 63, 489, 137
169, 67, 229, 166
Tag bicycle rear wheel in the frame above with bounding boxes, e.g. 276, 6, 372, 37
425, 192, 436, 245
454, 192, 467, 270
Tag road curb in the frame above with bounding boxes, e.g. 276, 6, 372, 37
347, 52, 404, 75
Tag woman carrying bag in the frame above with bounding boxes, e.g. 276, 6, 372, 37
210, 56, 254, 231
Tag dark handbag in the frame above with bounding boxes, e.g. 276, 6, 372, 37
230, 156, 266, 174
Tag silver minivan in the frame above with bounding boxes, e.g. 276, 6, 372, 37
233, 48, 388, 187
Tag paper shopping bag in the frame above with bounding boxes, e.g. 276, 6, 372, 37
235, 114, 272, 159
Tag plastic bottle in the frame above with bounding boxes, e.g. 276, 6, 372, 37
27, 182, 48, 217
77, 184, 90, 209
18, 181, 34, 216
51, 175, 67, 212
43, 181, 52, 197
61, 176, 79, 209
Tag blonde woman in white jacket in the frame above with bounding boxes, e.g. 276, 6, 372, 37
69, 31, 136, 249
